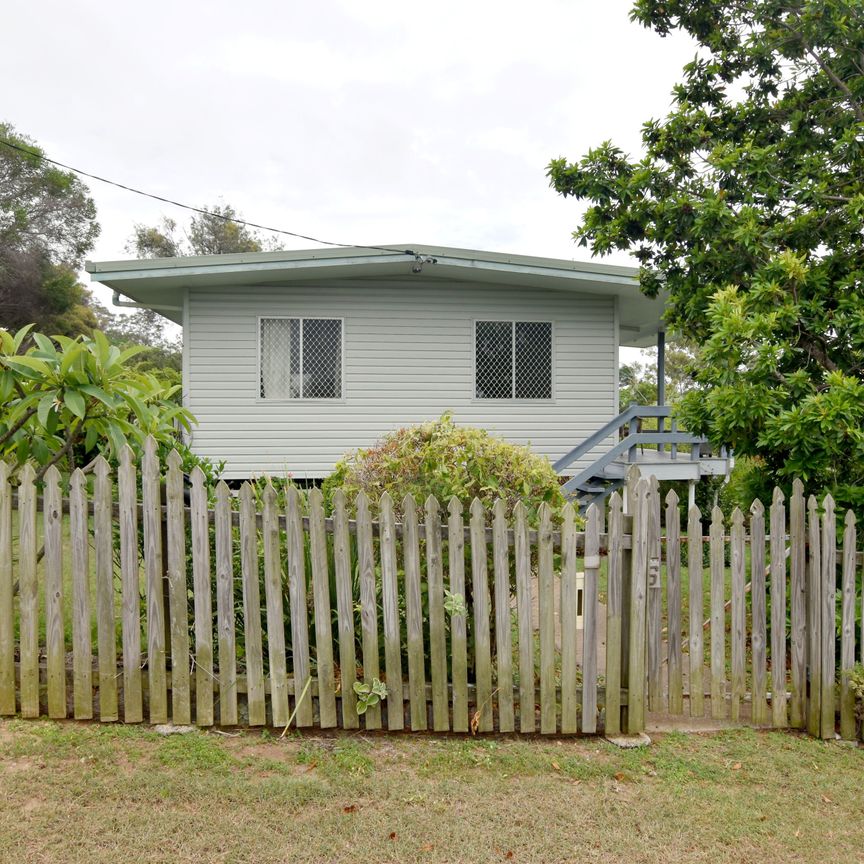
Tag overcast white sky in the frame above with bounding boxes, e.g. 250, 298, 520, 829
2, 0, 693, 360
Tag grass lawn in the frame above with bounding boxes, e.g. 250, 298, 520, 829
0, 721, 862, 863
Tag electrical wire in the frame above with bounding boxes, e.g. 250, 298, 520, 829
0, 137, 418, 258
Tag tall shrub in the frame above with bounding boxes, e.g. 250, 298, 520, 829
323, 413, 566, 521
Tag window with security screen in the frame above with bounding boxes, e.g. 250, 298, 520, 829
475, 320, 552, 399
259, 317, 342, 399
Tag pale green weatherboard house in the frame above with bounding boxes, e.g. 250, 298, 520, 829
86, 244, 730, 508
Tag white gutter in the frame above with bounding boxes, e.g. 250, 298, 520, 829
112, 289, 182, 313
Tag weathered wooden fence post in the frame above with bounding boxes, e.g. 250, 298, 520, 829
840, 510, 857, 740
709, 506, 726, 720
0, 463, 12, 718
806, 495, 821, 738
750, 499, 768, 726
604, 491, 623, 735
769, 489, 787, 728
819, 494, 836, 739
166, 451, 192, 726
618, 466, 640, 734
646, 476, 663, 712
626, 475, 649, 734
687, 502, 704, 718
789, 479, 807, 729
665, 489, 683, 715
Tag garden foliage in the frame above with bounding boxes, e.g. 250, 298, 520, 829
323, 412, 566, 522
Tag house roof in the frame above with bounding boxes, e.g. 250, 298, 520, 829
85, 243, 665, 347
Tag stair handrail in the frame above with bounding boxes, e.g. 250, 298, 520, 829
552, 403, 673, 473
561, 429, 699, 495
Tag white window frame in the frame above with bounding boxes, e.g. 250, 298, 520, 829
257, 315, 345, 402
472, 319, 555, 402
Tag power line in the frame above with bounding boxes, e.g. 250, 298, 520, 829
0, 137, 418, 258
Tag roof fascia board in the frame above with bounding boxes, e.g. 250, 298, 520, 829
88, 251, 638, 288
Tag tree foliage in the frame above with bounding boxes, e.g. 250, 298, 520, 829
549, 1, 864, 506
620, 342, 697, 408
128, 204, 276, 259
0, 123, 102, 336
0, 326, 193, 479
95, 306, 182, 378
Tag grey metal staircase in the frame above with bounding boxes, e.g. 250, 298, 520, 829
553, 405, 732, 511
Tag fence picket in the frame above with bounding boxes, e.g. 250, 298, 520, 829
769, 489, 787, 728
820, 494, 836, 739
840, 511, 856, 740
119, 447, 143, 723
403, 495, 427, 731
581, 503, 600, 733
492, 499, 514, 733
286, 487, 313, 728
626, 478, 649, 733
356, 493, 381, 729
93, 457, 118, 721
538, 502, 556, 734
646, 477, 663, 712
789, 479, 807, 729
262, 485, 288, 727
620, 466, 640, 733
332, 490, 357, 728
560, 503, 579, 734
448, 498, 469, 732
604, 492, 623, 735
165, 451, 191, 726
730, 508, 746, 723
514, 502, 534, 733
215, 482, 238, 726
687, 505, 704, 717
665, 490, 683, 715
239, 483, 265, 727
309, 488, 337, 728
427, 496, 449, 732
143, 438, 168, 725
750, 499, 768, 726
379, 492, 403, 730
18, 464, 38, 719
190, 466, 214, 727
806, 495, 821, 738
70, 470, 92, 721
471, 498, 494, 733
710, 506, 726, 719
43, 466, 65, 719
0, 463, 12, 716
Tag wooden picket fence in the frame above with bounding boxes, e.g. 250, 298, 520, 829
0, 438, 860, 740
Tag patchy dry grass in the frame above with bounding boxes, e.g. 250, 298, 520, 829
0, 720, 862, 863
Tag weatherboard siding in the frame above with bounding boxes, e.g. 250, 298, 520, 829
185, 281, 616, 479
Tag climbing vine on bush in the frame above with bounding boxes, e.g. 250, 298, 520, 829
322, 412, 566, 522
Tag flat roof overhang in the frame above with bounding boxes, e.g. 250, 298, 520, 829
86, 243, 665, 347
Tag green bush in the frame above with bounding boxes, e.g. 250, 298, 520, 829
322, 413, 566, 522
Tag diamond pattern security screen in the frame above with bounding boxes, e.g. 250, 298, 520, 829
260, 317, 342, 399
475, 320, 552, 399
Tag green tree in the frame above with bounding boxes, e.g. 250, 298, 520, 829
0, 123, 101, 336
0, 326, 193, 479
549, 1, 864, 507
128, 204, 275, 258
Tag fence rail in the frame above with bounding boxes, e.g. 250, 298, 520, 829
0, 438, 860, 740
